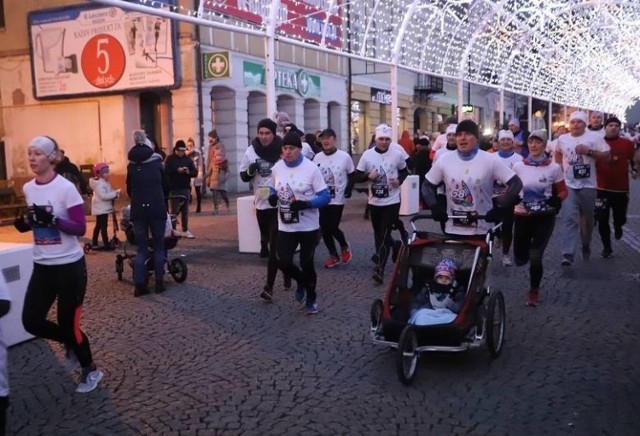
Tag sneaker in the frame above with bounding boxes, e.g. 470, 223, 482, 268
304, 303, 319, 315
64, 347, 79, 373
581, 246, 591, 261
614, 226, 623, 240
260, 286, 273, 302
501, 256, 513, 267
183, 230, 195, 239
76, 369, 104, 394
340, 245, 352, 264
601, 247, 613, 258
525, 289, 539, 307
134, 284, 149, 297
324, 255, 340, 268
561, 254, 573, 266
372, 267, 384, 284
294, 287, 305, 303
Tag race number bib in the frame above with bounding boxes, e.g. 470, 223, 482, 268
279, 204, 299, 224
328, 185, 336, 198
523, 200, 549, 215
572, 163, 591, 179
256, 159, 273, 178
372, 182, 389, 198
451, 210, 478, 228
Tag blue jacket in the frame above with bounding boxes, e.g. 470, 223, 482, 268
126, 144, 167, 221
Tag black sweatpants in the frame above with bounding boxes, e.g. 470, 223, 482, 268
277, 230, 318, 305
22, 258, 94, 368
369, 203, 401, 272
513, 214, 555, 289
92, 214, 109, 246
257, 208, 290, 289
596, 190, 629, 249
319, 205, 348, 256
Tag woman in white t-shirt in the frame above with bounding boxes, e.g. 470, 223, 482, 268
512, 131, 568, 307
14, 136, 103, 394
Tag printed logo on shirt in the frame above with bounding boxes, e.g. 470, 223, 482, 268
451, 180, 473, 207
320, 166, 336, 198
277, 183, 300, 224
372, 166, 389, 198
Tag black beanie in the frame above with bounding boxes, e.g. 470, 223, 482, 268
456, 120, 479, 138
257, 118, 277, 135
604, 116, 621, 126
283, 132, 302, 148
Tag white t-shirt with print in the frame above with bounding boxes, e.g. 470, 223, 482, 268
271, 158, 328, 232
555, 131, 610, 189
23, 174, 85, 265
512, 161, 565, 216
433, 146, 456, 195
357, 147, 407, 206
239, 146, 279, 210
426, 150, 515, 235
313, 149, 355, 205
491, 152, 523, 197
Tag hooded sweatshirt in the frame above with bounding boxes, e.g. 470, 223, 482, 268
126, 143, 167, 221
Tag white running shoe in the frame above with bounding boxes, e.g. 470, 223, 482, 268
183, 230, 195, 239
501, 256, 513, 267
76, 369, 104, 393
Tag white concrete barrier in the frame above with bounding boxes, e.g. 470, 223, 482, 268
400, 175, 420, 216
237, 195, 262, 253
0, 242, 35, 347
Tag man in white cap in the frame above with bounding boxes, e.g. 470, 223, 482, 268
430, 116, 458, 161
554, 111, 610, 265
508, 118, 530, 157
354, 123, 409, 284
587, 111, 605, 137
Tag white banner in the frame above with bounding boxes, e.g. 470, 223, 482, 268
29, 3, 178, 99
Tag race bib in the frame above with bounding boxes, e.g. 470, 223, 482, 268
523, 200, 549, 215
256, 159, 273, 178
594, 197, 608, 212
279, 204, 299, 224
451, 210, 478, 228
328, 185, 336, 198
372, 183, 389, 198
572, 163, 591, 179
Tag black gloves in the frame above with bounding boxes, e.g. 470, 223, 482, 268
247, 162, 260, 175
13, 215, 31, 233
31, 204, 55, 225
430, 206, 448, 223
289, 200, 311, 212
268, 194, 278, 207
484, 208, 503, 223
344, 187, 352, 199
545, 196, 562, 213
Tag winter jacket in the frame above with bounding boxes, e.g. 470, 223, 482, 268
164, 154, 197, 191
126, 143, 167, 221
89, 177, 119, 215
206, 144, 229, 190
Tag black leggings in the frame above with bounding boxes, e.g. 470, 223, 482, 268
513, 214, 555, 289
369, 203, 401, 271
319, 205, 348, 256
92, 214, 109, 246
192, 185, 202, 210
256, 208, 290, 289
596, 190, 628, 249
277, 230, 318, 304
22, 258, 94, 368
493, 198, 514, 254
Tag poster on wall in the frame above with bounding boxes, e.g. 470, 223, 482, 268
203, 0, 342, 49
28, 1, 179, 100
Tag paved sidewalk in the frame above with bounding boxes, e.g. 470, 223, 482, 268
3, 189, 640, 434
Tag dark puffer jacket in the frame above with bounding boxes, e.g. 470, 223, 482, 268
126, 144, 167, 221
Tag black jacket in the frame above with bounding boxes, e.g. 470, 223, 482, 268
126, 144, 167, 221
164, 154, 197, 190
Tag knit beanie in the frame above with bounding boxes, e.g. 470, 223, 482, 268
604, 116, 621, 126
257, 118, 277, 135
498, 130, 514, 140
283, 132, 302, 148
456, 120, 479, 138
434, 258, 457, 281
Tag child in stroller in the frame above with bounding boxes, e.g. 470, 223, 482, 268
115, 197, 188, 287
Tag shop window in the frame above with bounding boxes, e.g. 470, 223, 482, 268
140, 92, 161, 149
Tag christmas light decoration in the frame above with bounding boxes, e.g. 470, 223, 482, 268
90, 0, 640, 114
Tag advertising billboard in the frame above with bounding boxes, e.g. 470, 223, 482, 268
29, 2, 179, 99
203, 0, 342, 49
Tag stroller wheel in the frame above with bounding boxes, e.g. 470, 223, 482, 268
169, 258, 188, 283
370, 299, 384, 336
396, 325, 419, 386
486, 291, 506, 358
115, 255, 124, 281
83, 243, 92, 254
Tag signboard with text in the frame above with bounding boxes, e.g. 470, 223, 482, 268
203, 0, 342, 49
243, 61, 321, 97
29, 2, 178, 99
371, 87, 391, 105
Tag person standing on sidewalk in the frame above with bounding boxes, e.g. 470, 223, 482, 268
492, 130, 523, 267
14, 136, 103, 393
206, 131, 230, 214
186, 138, 204, 213
268, 132, 330, 314
554, 111, 610, 265
165, 140, 197, 238
595, 116, 638, 258
239, 118, 292, 296
512, 131, 567, 307
354, 124, 409, 284
313, 128, 355, 268
89, 163, 120, 250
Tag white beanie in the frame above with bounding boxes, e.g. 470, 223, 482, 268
446, 124, 458, 134
28, 136, 58, 161
569, 111, 588, 124
375, 124, 392, 139
498, 130, 514, 140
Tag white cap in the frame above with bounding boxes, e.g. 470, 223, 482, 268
498, 130, 514, 141
446, 124, 458, 134
375, 124, 392, 139
569, 111, 588, 124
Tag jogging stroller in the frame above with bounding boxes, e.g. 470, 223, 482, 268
115, 195, 188, 285
369, 212, 505, 385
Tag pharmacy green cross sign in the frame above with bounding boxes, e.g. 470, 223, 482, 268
203, 52, 230, 79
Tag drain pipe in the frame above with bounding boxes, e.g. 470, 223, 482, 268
194, 0, 205, 153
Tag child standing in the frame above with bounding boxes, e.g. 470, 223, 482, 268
89, 163, 120, 250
